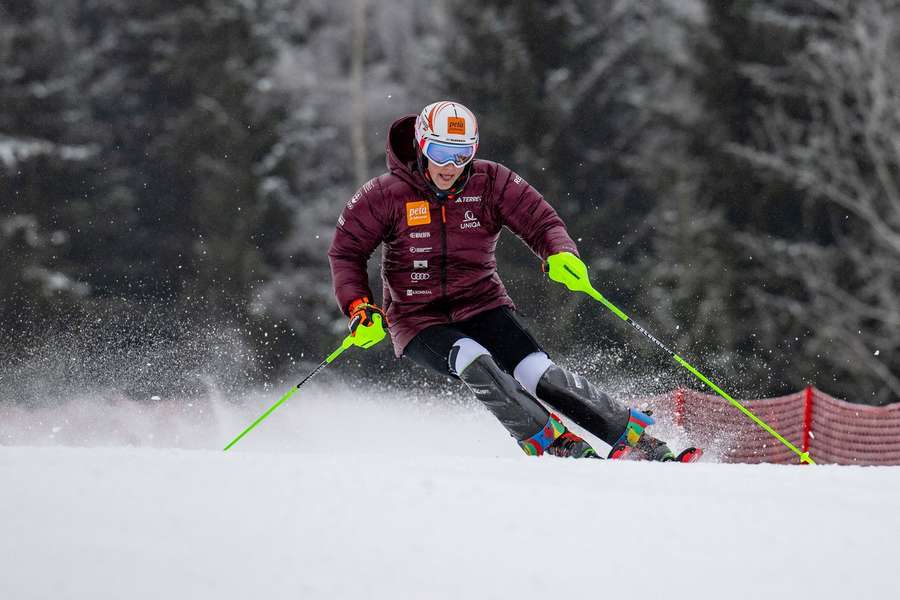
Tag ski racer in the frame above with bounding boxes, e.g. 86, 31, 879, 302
328, 101, 698, 461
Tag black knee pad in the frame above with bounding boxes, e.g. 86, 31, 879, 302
459, 354, 551, 443
535, 365, 629, 446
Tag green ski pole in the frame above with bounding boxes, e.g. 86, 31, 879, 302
223, 335, 355, 451
224, 312, 387, 451
545, 252, 815, 465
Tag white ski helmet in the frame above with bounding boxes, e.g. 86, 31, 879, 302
414, 101, 479, 167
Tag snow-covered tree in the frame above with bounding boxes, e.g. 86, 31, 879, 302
727, 0, 900, 403
0, 0, 96, 347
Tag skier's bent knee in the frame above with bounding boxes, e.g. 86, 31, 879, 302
453, 345, 598, 458
512, 351, 554, 395
525, 360, 681, 460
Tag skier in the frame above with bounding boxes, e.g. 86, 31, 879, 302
328, 101, 699, 461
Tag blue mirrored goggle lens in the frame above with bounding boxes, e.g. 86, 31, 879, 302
424, 142, 476, 167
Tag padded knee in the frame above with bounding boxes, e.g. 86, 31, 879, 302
448, 338, 490, 376
458, 353, 558, 452
535, 365, 629, 446
513, 351, 554, 396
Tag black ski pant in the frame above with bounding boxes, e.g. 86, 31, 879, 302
403, 307, 630, 446
403, 307, 543, 377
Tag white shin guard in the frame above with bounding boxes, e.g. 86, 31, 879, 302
448, 338, 491, 376
513, 351, 554, 396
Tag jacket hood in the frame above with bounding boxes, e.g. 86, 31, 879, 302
386, 115, 428, 192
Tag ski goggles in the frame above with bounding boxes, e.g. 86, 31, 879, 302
422, 140, 477, 168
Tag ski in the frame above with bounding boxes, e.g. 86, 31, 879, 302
674, 447, 703, 463
608, 444, 704, 463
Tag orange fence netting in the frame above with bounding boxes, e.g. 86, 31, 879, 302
641, 387, 900, 465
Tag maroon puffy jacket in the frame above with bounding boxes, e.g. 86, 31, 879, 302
328, 115, 579, 356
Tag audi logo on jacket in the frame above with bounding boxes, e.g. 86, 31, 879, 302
328, 115, 579, 357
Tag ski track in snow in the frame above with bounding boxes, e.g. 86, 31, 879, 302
1, 384, 899, 599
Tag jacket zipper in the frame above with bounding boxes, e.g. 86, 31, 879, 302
439, 203, 450, 321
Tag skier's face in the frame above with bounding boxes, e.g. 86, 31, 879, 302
427, 160, 464, 190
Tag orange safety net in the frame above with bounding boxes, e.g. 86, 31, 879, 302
640, 387, 900, 465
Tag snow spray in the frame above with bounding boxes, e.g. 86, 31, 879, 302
223, 335, 355, 450
224, 313, 386, 450
545, 252, 815, 465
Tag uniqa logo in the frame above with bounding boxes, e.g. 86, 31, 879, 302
460, 210, 481, 230
411, 272, 431, 281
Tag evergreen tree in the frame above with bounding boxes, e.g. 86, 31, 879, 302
1, 0, 301, 393
66, 1, 291, 312
720, 0, 900, 403
0, 0, 95, 347
673, 0, 815, 397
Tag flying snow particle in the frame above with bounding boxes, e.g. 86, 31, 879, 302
874, 350, 880, 356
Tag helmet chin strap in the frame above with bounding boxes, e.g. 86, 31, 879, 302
416, 149, 472, 201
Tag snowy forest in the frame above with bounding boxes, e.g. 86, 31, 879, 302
2, 0, 899, 406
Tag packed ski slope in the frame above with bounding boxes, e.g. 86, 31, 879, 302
1, 384, 898, 600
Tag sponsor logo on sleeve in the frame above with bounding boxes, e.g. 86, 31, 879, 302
460, 210, 481, 230
337, 214, 345, 226
406, 201, 431, 226
455, 195, 481, 203
513, 174, 524, 185
410, 231, 431, 239
411, 272, 431, 281
413, 260, 428, 269
406, 289, 433, 296
447, 117, 466, 135
346, 191, 362, 210
410, 246, 433, 253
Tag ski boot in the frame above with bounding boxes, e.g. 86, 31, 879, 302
608, 433, 675, 461
607, 409, 703, 462
545, 423, 601, 459
609, 442, 702, 462
518, 412, 600, 459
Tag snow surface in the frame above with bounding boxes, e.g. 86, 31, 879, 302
2, 384, 899, 600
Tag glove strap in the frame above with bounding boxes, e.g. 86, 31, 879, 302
349, 296, 371, 316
